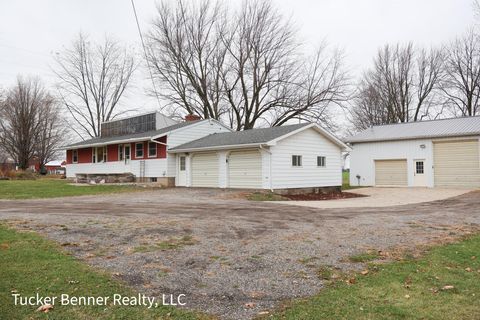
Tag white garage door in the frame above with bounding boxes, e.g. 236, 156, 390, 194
191, 152, 219, 187
228, 149, 262, 188
433, 140, 480, 188
375, 159, 408, 186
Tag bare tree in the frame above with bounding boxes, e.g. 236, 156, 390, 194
147, 0, 228, 121
0, 78, 61, 170
441, 30, 480, 117
350, 43, 444, 130
54, 34, 136, 138
35, 102, 66, 172
147, 0, 349, 130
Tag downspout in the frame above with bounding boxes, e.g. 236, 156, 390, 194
259, 144, 273, 191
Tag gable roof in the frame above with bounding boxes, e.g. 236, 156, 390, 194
64, 120, 202, 149
345, 116, 480, 144
169, 123, 347, 152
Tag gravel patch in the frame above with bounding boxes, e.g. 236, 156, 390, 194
0, 188, 479, 319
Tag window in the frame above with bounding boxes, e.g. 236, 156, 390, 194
118, 145, 124, 161
317, 156, 326, 167
180, 156, 186, 171
94, 146, 107, 163
135, 143, 144, 158
416, 161, 424, 174
72, 150, 78, 163
124, 145, 131, 160
148, 142, 157, 158
102, 146, 107, 162
292, 155, 302, 167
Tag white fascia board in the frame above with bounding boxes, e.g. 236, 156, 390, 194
168, 142, 262, 153
63, 136, 151, 150
267, 123, 349, 150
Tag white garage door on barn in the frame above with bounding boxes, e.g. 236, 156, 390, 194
191, 152, 219, 187
374, 159, 408, 186
433, 140, 480, 188
228, 149, 262, 188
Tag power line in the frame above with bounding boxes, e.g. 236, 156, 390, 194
130, 0, 162, 109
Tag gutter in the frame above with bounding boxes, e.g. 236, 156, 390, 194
169, 142, 268, 153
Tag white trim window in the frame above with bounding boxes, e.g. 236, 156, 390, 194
135, 143, 144, 158
148, 142, 157, 158
93, 146, 108, 163
72, 150, 78, 163
292, 155, 302, 167
317, 156, 326, 167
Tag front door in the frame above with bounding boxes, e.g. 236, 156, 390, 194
124, 144, 131, 164
177, 156, 187, 186
413, 159, 427, 186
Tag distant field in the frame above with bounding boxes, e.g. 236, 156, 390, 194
0, 179, 140, 199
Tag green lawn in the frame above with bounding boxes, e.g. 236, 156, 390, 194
0, 225, 208, 319
0, 179, 141, 199
266, 235, 480, 320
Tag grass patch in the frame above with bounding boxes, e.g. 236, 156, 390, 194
265, 234, 480, 320
133, 235, 197, 253
0, 224, 207, 319
0, 179, 141, 199
247, 192, 287, 201
316, 265, 335, 280
348, 250, 381, 263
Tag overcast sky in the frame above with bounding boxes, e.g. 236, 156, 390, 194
0, 0, 476, 116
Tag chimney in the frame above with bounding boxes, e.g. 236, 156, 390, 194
185, 114, 202, 122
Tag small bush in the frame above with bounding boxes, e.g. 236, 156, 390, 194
13, 170, 38, 180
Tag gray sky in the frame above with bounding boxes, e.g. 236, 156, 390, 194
0, 0, 476, 117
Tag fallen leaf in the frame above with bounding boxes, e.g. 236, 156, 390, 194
0, 243, 9, 250
361, 270, 369, 275
442, 285, 454, 290
36, 304, 53, 313
471, 256, 476, 260
10, 289, 18, 294
346, 277, 356, 284
245, 302, 255, 308
404, 294, 410, 299
465, 267, 472, 272
258, 311, 269, 315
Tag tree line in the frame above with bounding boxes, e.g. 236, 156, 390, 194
1, 0, 479, 169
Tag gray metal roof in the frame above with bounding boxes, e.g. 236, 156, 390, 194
169, 123, 311, 151
65, 120, 201, 149
345, 116, 480, 143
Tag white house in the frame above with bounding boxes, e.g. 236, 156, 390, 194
345, 116, 480, 188
169, 123, 348, 191
64, 112, 348, 192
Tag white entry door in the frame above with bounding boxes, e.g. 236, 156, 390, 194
413, 159, 427, 187
124, 144, 131, 164
177, 156, 187, 186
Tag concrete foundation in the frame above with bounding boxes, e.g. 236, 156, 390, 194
274, 186, 341, 195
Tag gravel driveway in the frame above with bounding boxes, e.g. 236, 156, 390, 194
1, 188, 479, 319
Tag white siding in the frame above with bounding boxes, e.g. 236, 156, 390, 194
270, 128, 342, 189
66, 159, 167, 178
167, 120, 230, 178
350, 139, 433, 187
349, 136, 480, 187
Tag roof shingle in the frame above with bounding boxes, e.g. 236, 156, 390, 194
65, 120, 201, 149
169, 123, 310, 151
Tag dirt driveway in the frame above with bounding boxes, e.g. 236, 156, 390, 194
1, 188, 480, 319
